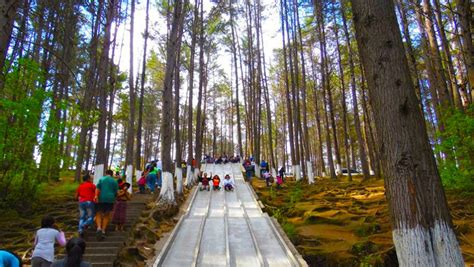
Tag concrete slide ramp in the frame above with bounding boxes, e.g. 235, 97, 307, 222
153, 163, 306, 267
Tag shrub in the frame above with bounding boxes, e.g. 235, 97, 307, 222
435, 105, 474, 191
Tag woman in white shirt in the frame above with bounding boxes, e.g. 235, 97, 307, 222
31, 215, 66, 267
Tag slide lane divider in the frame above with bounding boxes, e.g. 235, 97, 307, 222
224, 188, 230, 267
235, 174, 266, 267
191, 184, 213, 266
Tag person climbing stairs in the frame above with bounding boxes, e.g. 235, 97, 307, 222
58, 193, 153, 267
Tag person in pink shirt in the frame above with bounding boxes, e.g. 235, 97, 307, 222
31, 215, 66, 267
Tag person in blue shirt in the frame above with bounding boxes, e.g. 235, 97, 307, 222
260, 160, 269, 176
0, 250, 21, 267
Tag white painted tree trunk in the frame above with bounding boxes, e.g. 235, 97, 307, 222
159, 172, 175, 203
126, 165, 133, 194
255, 165, 261, 178
135, 170, 142, 181
94, 164, 104, 184
335, 163, 341, 176
176, 167, 183, 195
392, 220, 463, 266
185, 165, 192, 186
307, 161, 314, 184
193, 168, 200, 183
293, 165, 301, 181
271, 168, 277, 179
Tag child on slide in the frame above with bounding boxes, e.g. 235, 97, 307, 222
200, 174, 210, 191
223, 174, 234, 191
212, 175, 221, 191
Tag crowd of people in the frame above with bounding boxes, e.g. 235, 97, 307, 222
25, 169, 132, 267
242, 157, 285, 189
203, 154, 241, 164
76, 170, 131, 240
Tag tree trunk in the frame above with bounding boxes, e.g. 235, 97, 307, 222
75, 2, 103, 181
412, 0, 452, 129
340, 0, 370, 179
351, 0, 464, 264
106, 1, 122, 169
455, 0, 473, 93
135, 0, 150, 170
279, 0, 296, 168
309, 46, 326, 176
432, 0, 462, 109
194, 0, 205, 166
174, 0, 186, 165
161, 0, 185, 176
314, 0, 336, 179
95, 0, 117, 170
125, 0, 136, 171
230, 0, 243, 158
395, 0, 424, 109
0, 0, 20, 88
187, 0, 199, 166
294, 0, 311, 180
332, 3, 352, 181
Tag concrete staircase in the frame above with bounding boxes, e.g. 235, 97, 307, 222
60, 193, 154, 267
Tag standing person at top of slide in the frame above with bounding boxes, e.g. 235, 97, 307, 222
75, 174, 96, 238
94, 170, 118, 241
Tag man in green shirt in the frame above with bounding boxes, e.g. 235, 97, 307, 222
94, 169, 118, 240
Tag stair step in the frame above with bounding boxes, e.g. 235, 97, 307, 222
84, 247, 119, 254
91, 263, 114, 267
85, 241, 124, 248
83, 253, 118, 263
83, 231, 127, 237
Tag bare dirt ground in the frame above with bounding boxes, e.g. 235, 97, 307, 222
252, 176, 474, 266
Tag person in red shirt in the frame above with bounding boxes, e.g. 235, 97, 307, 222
212, 175, 221, 191
76, 173, 96, 237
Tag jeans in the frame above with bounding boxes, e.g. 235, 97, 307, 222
146, 173, 157, 192
79, 201, 95, 233
246, 171, 252, 182
157, 172, 162, 188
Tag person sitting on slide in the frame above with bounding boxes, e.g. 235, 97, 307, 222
212, 175, 221, 191
223, 174, 234, 191
200, 175, 210, 191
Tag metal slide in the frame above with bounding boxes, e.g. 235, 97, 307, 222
153, 163, 305, 267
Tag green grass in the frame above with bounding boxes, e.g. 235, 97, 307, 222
37, 180, 79, 200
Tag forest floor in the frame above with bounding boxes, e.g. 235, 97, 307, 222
252, 176, 474, 266
0, 173, 80, 261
